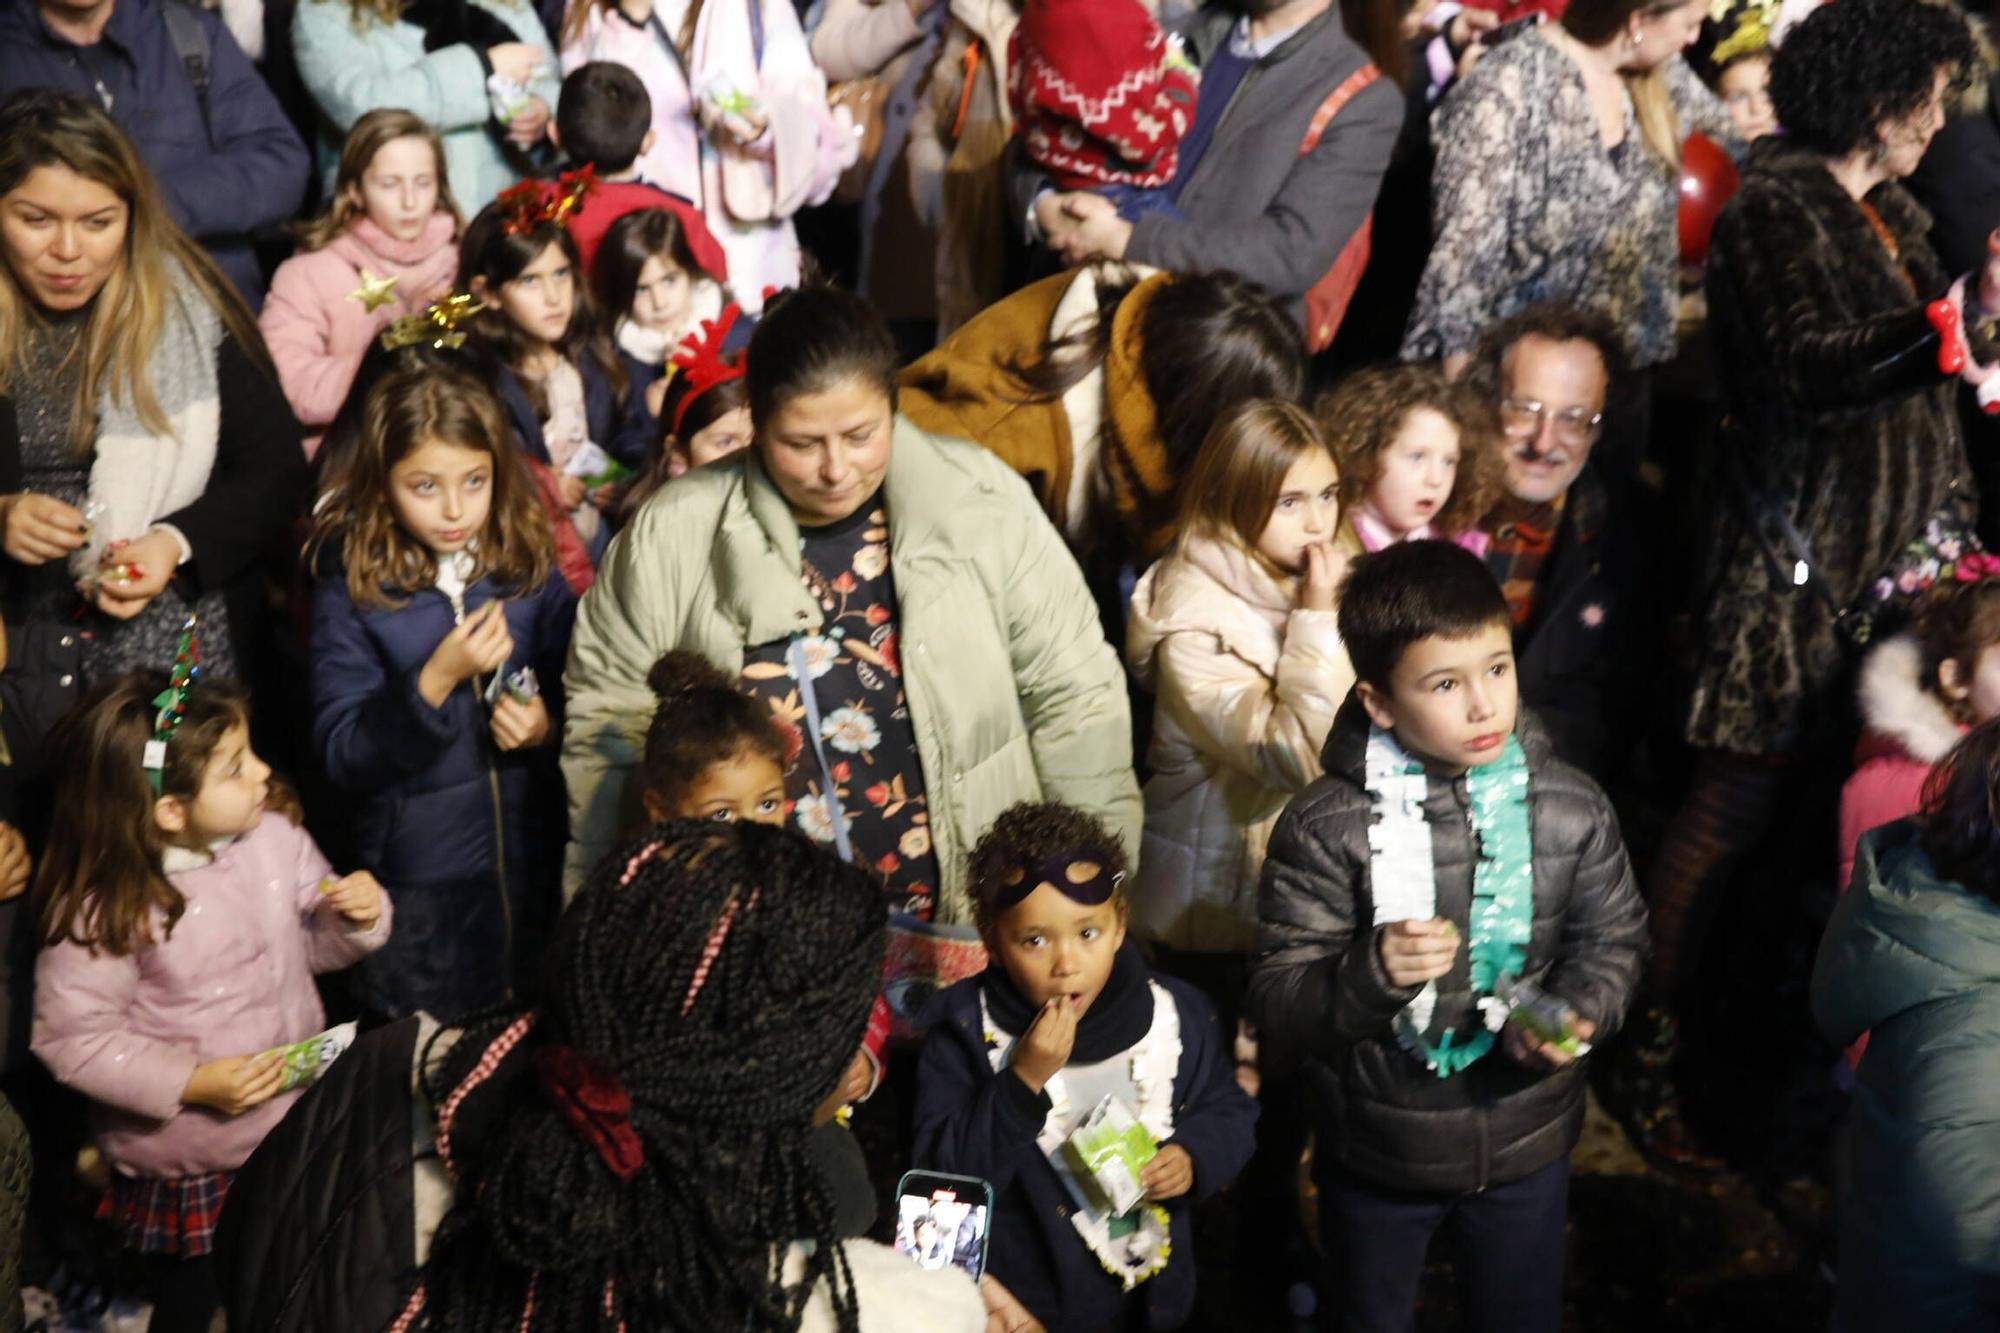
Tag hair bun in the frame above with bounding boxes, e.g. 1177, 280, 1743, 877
646, 650, 733, 702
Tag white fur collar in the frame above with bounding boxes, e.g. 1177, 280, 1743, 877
161, 835, 238, 875
1858, 633, 1963, 764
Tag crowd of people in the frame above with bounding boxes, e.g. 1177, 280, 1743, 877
2, 0, 2000, 1327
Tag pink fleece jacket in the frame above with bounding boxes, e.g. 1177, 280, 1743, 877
260, 211, 459, 456
31, 813, 392, 1179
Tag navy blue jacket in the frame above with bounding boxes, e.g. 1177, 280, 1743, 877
309, 566, 576, 1020
491, 355, 652, 474
615, 347, 664, 469
0, 0, 309, 307
913, 957, 1258, 1332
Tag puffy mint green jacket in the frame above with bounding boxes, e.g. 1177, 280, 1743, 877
1813, 818, 2000, 1332
560, 417, 1141, 921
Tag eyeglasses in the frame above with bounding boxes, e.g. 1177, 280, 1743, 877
1499, 398, 1604, 447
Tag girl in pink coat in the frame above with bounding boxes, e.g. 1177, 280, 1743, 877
31, 668, 390, 1331
260, 109, 464, 457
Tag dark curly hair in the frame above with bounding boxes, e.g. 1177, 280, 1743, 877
640, 650, 787, 817
968, 802, 1130, 935
1768, 0, 1977, 157
401, 821, 887, 1332
1909, 577, 2000, 723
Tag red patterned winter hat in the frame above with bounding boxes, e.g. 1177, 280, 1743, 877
1008, 0, 1199, 190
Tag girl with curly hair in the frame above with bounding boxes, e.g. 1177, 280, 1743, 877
1315, 361, 1500, 559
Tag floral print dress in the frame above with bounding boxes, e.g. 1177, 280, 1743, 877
740, 494, 943, 917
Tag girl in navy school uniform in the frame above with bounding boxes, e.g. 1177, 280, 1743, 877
306, 359, 576, 1021
458, 171, 639, 563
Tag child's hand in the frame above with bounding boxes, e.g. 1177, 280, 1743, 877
1299, 542, 1346, 612
183, 1051, 288, 1116
1378, 917, 1459, 988
1140, 1143, 1194, 1201
489, 692, 550, 751
980, 1276, 1047, 1333
418, 601, 514, 706
0, 823, 30, 902
1501, 1013, 1596, 1071
557, 474, 588, 510
92, 532, 178, 620
0, 492, 88, 565
320, 870, 383, 930
811, 1047, 875, 1126
485, 40, 546, 85
1011, 995, 1077, 1094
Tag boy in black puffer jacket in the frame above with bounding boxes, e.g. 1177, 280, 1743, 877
1249, 541, 1647, 1332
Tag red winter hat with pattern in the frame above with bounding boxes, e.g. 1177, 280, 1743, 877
1008, 0, 1199, 190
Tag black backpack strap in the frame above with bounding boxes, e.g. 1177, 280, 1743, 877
159, 0, 213, 144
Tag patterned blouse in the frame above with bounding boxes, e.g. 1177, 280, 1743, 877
740, 494, 943, 918
1403, 30, 1732, 368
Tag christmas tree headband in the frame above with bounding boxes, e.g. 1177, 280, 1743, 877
664, 303, 747, 436
380, 292, 484, 352
144, 615, 200, 794
495, 164, 596, 236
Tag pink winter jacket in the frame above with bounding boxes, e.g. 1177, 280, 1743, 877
259, 212, 459, 456
31, 813, 392, 1179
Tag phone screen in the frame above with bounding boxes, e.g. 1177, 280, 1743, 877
893, 1171, 993, 1281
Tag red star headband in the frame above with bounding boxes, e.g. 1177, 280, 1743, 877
495, 164, 596, 236
664, 303, 747, 436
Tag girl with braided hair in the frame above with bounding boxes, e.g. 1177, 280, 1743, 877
211, 821, 986, 1332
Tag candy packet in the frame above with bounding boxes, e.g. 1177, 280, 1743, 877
487, 70, 537, 124
484, 665, 540, 708
260, 1021, 358, 1093
1060, 1095, 1158, 1216
1495, 973, 1592, 1057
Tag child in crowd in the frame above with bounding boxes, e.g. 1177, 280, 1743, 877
595, 205, 732, 456
261, 109, 463, 457
1316, 361, 1497, 558
1709, 5, 1777, 142
1250, 540, 1647, 1330
1126, 400, 1354, 962
1010, 0, 1199, 222
31, 668, 389, 1333
639, 650, 886, 1169
913, 802, 1258, 1332
307, 362, 576, 1021
459, 177, 639, 559
611, 301, 752, 521
550, 61, 731, 280
1814, 717, 2000, 1333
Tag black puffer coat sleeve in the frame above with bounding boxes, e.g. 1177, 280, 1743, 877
1248, 789, 1420, 1062
1537, 778, 1649, 1044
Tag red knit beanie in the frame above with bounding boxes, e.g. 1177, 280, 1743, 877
1008, 0, 1199, 190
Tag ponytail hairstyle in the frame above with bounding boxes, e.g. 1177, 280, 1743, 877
400, 821, 886, 1333
1919, 716, 2000, 904
297, 108, 460, 252
1909, 577, 2000, 724
306, 361, 553, 609
1314, 362, 1501, 538
34, 674, 297, 956
1175, 399, 1336, 562
640, 651, 787, 816
0, 89, 265, 453
745, 285, 899, 441
457, 201, 629, 419
1562, 0, 1695, 168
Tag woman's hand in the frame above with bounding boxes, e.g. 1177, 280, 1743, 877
489, 691, 550, 751
92, 530, 181, 620
1300, 542, 1346, 611
0, 824, 30, 902
506, 97, 552, 150
486, 41, 546, 86
980, 1276, 1046, 1333
0, 493, 88, 565
320, 870, 384, 930
183, 1051, 287, 1116
418, 601, 514, 706
1378, 917, 1460, 988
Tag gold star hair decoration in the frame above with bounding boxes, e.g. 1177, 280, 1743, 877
379, 292, 485, 352
348, 267, 400, 313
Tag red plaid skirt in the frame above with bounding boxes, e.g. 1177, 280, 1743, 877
98, 1169, 235, 1257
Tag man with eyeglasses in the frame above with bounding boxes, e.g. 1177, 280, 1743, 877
1460, 301, 1634, 777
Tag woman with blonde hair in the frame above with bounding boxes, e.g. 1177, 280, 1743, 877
260, 109, 464, 457
292, 0, 560, 211
0, 89, 307, 770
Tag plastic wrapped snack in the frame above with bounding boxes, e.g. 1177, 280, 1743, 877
261, 1021, 359, 1094
484, 665, 540, 708
1496, 974, 1592, 1058
1061, 1095, 1158, 1216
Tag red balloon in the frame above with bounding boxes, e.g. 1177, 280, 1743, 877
1678, 132, 1740, 269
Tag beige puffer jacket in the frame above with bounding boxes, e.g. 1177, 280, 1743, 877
1125, 534, 1354, 952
